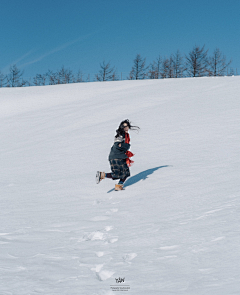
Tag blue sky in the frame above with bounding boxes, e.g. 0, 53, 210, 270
1, 0, 240, 80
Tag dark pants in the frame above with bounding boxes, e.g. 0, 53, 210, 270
108, 158, 130, 183
106, 173, 128, 184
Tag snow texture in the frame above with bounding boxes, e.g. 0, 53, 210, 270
0, 77, 240, 294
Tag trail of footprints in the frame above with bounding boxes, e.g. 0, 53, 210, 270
80, 199, 137, 282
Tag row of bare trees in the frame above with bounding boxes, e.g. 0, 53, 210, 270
129, 46, 233, 80
0, 65, 26, 87
0, 45, 235, 87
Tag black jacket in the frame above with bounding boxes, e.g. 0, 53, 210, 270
108, 134, 130, 161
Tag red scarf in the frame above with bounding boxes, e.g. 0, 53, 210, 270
125, 132, 134, 167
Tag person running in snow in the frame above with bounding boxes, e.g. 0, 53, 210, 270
96, 119, 139, 191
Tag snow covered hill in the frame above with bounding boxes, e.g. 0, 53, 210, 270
0, 77, 240, 295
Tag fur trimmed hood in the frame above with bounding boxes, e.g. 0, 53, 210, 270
114, 135, 124, 143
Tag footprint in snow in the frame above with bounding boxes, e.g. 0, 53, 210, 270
91, 264, 104, 273
106, 237, 118, 244
122, 253, 137, 263
90, 264, 115, 282
82, 231, 106, 241
95, 251, 105, 257
105, 226, 114, 232
96, 269, 115, 281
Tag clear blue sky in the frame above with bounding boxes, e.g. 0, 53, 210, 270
1, 0, 240, 80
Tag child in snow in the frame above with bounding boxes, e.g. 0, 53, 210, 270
96, 119, 139, 191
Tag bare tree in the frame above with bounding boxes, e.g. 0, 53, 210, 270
186, 45, 208, 77
47, 70, 54, 85
128, 54, 148, 80
161, 58, 169, 79
172, 50, 185, 78
33, 74, 47, 86
149, 56, 161, 79
160, 56, 174, 78
0, 70, 7, 87
75, 70, 84, 83
57, 66, 73, 84
95, 61, 117, 81
7, 64, 25, 87
111, 70, 118, 81
208, 48, 231, 76
168, 56, 174, 78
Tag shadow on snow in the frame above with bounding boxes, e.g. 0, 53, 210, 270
107, 165, 170, 193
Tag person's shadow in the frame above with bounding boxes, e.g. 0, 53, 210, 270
107, 165, 170, 193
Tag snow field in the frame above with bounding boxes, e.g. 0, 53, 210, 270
0, 77, 240, 294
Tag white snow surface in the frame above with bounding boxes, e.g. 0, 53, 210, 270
0, 77, 240, 295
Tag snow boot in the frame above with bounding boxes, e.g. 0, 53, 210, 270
96, 171, 105, 184
115, 184, 124, 191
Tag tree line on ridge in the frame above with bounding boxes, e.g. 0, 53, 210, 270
0, 45, 235, 87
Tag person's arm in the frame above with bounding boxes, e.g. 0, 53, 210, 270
117, 142, 130, 152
